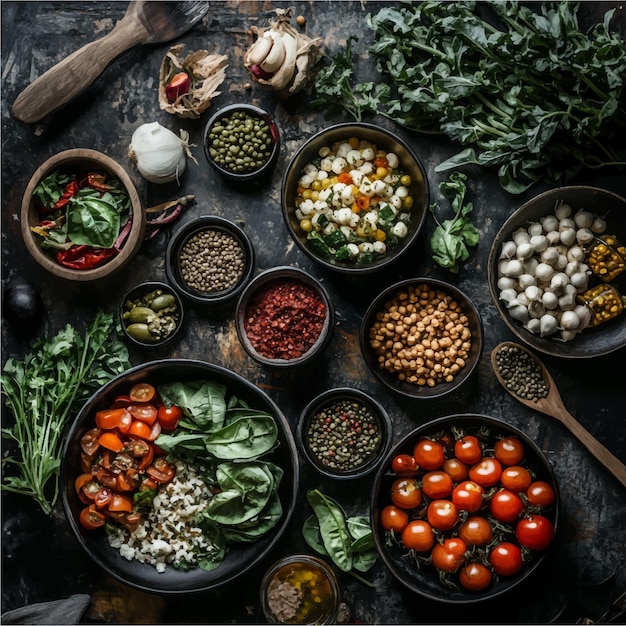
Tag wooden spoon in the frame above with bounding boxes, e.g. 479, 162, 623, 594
491, 341, 626, 488
12, 0, 208, 123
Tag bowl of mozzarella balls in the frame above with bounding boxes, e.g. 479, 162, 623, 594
488, 186, 626, 358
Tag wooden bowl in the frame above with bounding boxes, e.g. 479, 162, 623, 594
21, 148, 145, 281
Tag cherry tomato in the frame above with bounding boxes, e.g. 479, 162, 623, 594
442, 458, 468, 482
489, 542, 524, 576
458, 516, 493, 547
148, 420, 162, 442
526, 481, 556, 508
469, 457, 502, 487
516, 514, 554, 551
111, 394, 132, 409
95, 408, 132, 432
459, 562, 492, 592
157, 405, 182, 431
413, 439, 445, 470
489, 488, 525, 523
501, 466, 532, 492
109, 493, 133, 512
421, 471, 453, 499
94, 487, 113, 509
74, 473, 93, 495
494, 437, 525, 466
391, 453, 419, 477
146, 457, 176, 484
431, 537, 467, 572
380, 505, 409, 533
80, 427, 102, 456
128, 403, 158, 425
129, 383, 157, 403
454, 435, 483, 465
98, 431, 124, 452
427, 499, 459, 531
390, 478, 422, 510
128, 420, 152, 440
79, 504, 106, 530
452, 480, 484, 513
401, 520, 434, 552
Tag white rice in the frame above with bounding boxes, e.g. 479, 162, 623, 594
108, 458, 214, 573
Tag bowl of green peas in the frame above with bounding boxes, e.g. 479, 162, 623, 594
203, 103, 280, 183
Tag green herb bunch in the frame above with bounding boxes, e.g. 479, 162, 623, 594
1, 311, 130, 514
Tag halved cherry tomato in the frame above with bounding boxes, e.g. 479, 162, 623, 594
442, 458, 468, 482
489, 488, 524, 523
421, 471, 453, 499
81, 427, 102, 456
494, 437, 525, 466
146, 457, 175, 484
128, 420, 152, 440
413, 439, 445, 470
82, 480, 102, 500
431, 538, 466, 572
109, 493, 134, 512
94, 487, 113, 509
128, 403, 158, 425
401, 520, 434, 552
79, 505, 106, 530
95, 408, 132, 432
139, 477, 158, 492
390, 478, 422, 510
129, 383, 156, 403
157, 405, 182, 431
127, 439, 151, 458
80, 452, 94, 474
137, 444, 155, 471
459, 516, 493, 546
380, 505, 409, 533
427, 499, 459, 531
452, 480, 484, 513
111, 394, 132, 409
459, 562, 492, 591
147, 420, 162, 442
489, 542, 524, 576
454, 435, 483, 465
391, 453, 419, 477
75, 473, 93, 494
93, 468, 118, 490
501, 466, 532, 492
121, 512, 142, 532
469, 457, 502, 487
98, 432, 124, 452
117, 469, 139, 492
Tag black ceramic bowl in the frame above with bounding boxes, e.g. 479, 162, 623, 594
235, 266, 335, 368
296, 387, 393, 480
371, 413, 560, 604
488, 186, 626, 358
165, 215, 255, 306
119, 281, 184, 349
360, 278, 484, 399
281, 122, 429, 275
203, 103, 280, 183
60, 359, 299, 595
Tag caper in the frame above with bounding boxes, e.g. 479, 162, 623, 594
151, 293, 176, 310
126, 323, 157, 343
126, 306, 157, 324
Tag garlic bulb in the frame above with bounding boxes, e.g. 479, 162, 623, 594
128, 122, 196, 184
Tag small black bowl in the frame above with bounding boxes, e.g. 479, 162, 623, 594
297, 387, 393, 480
165, 215, 255, 306
203, 103, 280, 183
235, 266, 335, 368
120, 281, 184, 349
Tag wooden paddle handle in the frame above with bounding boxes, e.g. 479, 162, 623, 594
12, 13, 148, 124
559, 409, 626, 488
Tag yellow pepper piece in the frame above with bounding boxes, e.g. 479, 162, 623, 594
376, 229, 387, 241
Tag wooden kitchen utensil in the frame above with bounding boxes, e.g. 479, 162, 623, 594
12, 0, 208, 123
491, 341, 626, 488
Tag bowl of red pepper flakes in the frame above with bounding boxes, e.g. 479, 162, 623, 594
20, 148, 145, 281
235, 266, 335, 367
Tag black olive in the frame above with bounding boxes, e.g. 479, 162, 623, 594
3, 278, 42, 323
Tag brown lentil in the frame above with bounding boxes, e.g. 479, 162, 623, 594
578, 283, 625, 326
368, 284, 472, 386
179, 229, 246, 293
494, 344, 548, 402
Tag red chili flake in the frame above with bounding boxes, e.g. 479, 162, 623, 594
243, 278, 327, 360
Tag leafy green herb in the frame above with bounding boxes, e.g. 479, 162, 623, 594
33, 171, 71, 207
67, 188, 122, 248
429, 172, 479, 273
0, 312, 131, 514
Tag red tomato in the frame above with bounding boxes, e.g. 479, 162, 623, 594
146, 457, 176, 484
452, 480, 484, 513
501, 466, 532, 492
421, 471, 453, 499
98, 431, 124, 452
80, 427, 102, 456
427, 499, 459, 531
94, 487, 113, 509
489, 542, 524, 576
79, 505, 106, 530
95, 408, 132, 432
494, 437, 525, 465
431, 538, 467, 572
111, 394, 132, 409
128, 420, 152, 440
380, 505, 409, 533
391, 453, 419, 477
526, 481, 556, 508
390, 478, 422, 510
469, 457, 502, 487
458, 516, 493, 547
459, 562, 492, 592
516, 515, 554, 551
129, 383, 157, 403
401, 520, 434, 552
128, 403, 158, 425
413, 439, 445, 470
489, 488, 525, 523
148, 420, 162, 442
109, 493, 133, 512
157, 405, 182, 431
454, 435, 483, 465
442, 458, 468, 482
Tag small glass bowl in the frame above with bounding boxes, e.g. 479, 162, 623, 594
259, 554, 340, 625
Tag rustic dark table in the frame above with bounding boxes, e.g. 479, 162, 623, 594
2, 2, 626, 624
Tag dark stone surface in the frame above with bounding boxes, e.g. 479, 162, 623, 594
2, 1, 625, 623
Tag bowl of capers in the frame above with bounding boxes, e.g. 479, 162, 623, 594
120, 281, 184, 349
203, 103, 280, 183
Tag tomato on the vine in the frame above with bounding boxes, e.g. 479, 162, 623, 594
431, 538, 467, 572
526, 481, 556, 507
380, 505, 409, 533
469, 457, 502, 487
427, 499, 459, 531
500, 466, 532, 492
413, 439, 445, 470
401, 520, 434, 552
421, 471, 453, 500
516, 514, 554, 551
459, 562, 492, 591
390, 478, 422, 510
391, 453, 419, 477
489, 542, 524, 576
494, 437, 525, 465
442, 457, 468, 482
458, 516, 493, 547
489, 488, 524, 523
452, 480, 484, 513
454, 435, 483, 465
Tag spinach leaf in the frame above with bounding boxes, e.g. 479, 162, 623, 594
157, 380, 228, 430
66, 189, 121, 248
221, 490, 283, 543
302, 515, 329, 556
194, 518, 227, 572
203, 415, 278, 460
33, 171, 72, 208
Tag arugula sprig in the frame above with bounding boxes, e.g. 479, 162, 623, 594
429, 172, 479, 273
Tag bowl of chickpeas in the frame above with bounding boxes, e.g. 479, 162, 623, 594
360, 278, 484, 399
281, 123, 429, 275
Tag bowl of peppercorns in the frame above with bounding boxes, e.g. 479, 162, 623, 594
235, 266, 335, 368
297, 387, 393, 480
165, 215, 255, 306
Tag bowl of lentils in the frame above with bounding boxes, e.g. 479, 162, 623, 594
235, 266, 335, 368
166, 215, 255, 306
297, 387, 393, 480
203, 103, 280, 183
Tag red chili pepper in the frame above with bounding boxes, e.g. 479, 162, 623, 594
52, 180, 79, 209
56, 245, 117, 270
86, 172, 110, 192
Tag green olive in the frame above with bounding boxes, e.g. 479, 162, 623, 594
151, 294, 176, 310
126, 323, 157, 343
126, 306, 156, 323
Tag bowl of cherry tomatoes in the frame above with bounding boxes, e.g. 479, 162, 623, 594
370, 414, 559, 603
